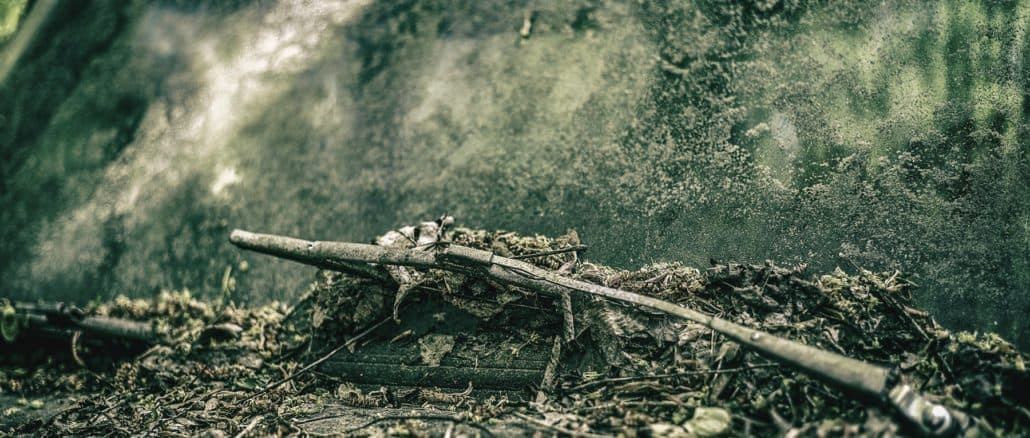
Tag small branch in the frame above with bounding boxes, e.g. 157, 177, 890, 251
535, 336, 562, 404
512, 245, 588, 260
512, 412, 613, 438
338, 414, 494, 437
70, 330, 86, 367
568, 363, 779, 393
233, 415, 264, 438
237, 317, 392, 404
560, 290, 575, 343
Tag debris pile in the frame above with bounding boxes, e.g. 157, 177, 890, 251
1, 223, 1028, 436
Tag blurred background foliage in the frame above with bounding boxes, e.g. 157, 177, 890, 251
0, 0, 1027, 346
0, 0, 27, 42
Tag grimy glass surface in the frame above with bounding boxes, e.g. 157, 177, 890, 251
1, 1, 1028, 346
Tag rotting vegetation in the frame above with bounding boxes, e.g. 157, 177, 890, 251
3, 0, 1029, 351
2, 222, 1028, 436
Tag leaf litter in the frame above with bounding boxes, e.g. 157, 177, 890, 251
1, 221, 1028, 436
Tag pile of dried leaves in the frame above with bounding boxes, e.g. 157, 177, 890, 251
1, 222, 1028, 436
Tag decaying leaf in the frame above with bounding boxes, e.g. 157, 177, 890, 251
418, 334, 455, 367
683, 407, 731, 437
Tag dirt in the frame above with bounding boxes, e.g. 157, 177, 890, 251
1, 222, 1028, 436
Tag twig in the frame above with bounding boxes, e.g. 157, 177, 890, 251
70, 330, 86, 367
560, 290, 575, 343
138, 375, 209, 435
418, 285, 545, 311
769, 407, 793, 434
293, 413, 347, 425
535, 336, 562, 403
512, 245, 588, 259
86, 398, 127, 426
337, 414, 494, 436
568, 363, 778, 392
237, 317, 392, 404
233, 414, 264, 438
580, 400, 682, 410
512, 412, 612, 438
